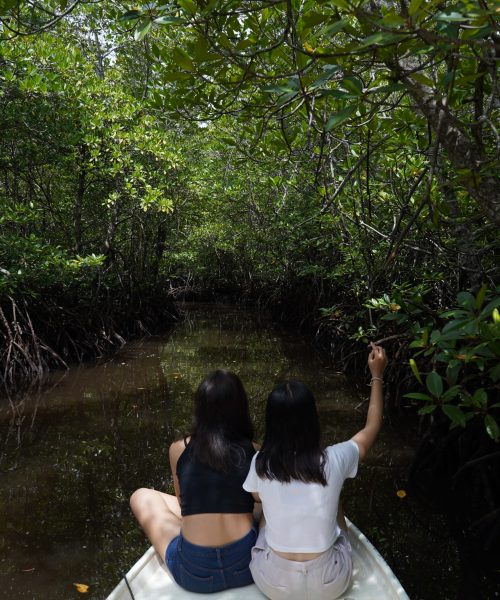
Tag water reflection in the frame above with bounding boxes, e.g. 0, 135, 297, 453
0, 305, 456, 599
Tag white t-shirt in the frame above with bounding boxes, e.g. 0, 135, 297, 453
243, 440, 359, 553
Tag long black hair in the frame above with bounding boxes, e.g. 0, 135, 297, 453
256, 381, 327, 486
189, 369, 254, 472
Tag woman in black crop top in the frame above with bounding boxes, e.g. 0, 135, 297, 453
130, 370, 259, 594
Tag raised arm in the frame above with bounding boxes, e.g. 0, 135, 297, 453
351, 343, 388, 461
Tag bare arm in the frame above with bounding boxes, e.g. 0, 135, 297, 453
351, 343, 388, 461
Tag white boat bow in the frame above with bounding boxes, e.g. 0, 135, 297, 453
107, 519, 409, 599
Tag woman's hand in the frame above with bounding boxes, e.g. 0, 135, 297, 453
368, 342, 387, 378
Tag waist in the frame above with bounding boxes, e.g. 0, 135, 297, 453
270, 547, 326, 562
182, 513, 255, 547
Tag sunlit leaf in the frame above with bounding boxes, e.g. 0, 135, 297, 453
134, 19, 152, 41
409, 358, 423, 385
485, 415, 499, 441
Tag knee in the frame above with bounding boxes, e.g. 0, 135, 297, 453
130, 487, 151, 512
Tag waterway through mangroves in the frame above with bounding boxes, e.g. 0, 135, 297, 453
0, 305, 459, 599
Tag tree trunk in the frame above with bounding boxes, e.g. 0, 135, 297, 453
388, 61, 500, 227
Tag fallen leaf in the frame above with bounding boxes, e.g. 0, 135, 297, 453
396, 489, 407, 499
74, 583, 89, 593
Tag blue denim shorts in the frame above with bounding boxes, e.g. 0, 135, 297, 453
165, 523, 258, 593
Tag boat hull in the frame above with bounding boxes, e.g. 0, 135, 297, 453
107, 520, 409, 599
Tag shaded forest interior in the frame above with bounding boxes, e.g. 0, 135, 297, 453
0, 0, 499, 597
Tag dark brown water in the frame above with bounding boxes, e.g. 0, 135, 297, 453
0, 305, 458, 599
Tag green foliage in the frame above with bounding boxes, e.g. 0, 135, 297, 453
0, 0, 499, 403
115, 0, 499, 224
401, 286, 500, 440
0, 27, 188, 303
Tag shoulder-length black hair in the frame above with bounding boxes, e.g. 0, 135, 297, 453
256, 381, 327, 486
189, 369, 254, 472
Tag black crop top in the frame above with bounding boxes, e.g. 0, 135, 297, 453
176, 439, 256, 516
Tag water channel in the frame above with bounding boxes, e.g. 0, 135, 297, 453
0, 305, 458, 599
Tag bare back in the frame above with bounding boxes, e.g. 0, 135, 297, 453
169, 439, 255, 547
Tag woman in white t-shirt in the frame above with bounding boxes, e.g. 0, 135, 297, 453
243, 343, 387, 599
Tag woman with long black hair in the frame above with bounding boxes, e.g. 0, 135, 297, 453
243, 343, 387, 599
130, 369, 258, 594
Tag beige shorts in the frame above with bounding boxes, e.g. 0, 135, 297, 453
249, 527, 353, 600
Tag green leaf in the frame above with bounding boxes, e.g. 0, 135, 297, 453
302, 12, 330, 27
340, 76, 363, 96
409, 339, 426, 348
457, 291, 475, 310
442, 385, 461, 402
408, 0, 424, 16
434, 11, 467, 22
409, 358, 423, 385
325, 104, 357, 130
162, 71, 192, 82
276, 91, 298, 107
489, 362, 500, 382
370, 83, 406, 94
471, 388, 488, 408
426, 371, 443, 397
178, 0, 197, 12
357, 31, 405, 48
474, 283, 488, 310
380, 11, 406, 27
442, 405, 466, 427
263, 85, 296, 94
442, 319, 468, 334
462, 25, 493, 40
324, 19, 347, 35
404, 392, 434, 401
154, 16, 185, 25
480, 297, 500, 317
319, 89, 357, 99
411, 73, 434, 87
484, 415, 499, 441
441, 309, 469, 319
329, 0, 350, 9
309, 65, 342, 90
134, 19, 152, 41
0, 0, 19, 12
418, 405, 436, 415
172, 47, 195, 71
119, 9, 142, 21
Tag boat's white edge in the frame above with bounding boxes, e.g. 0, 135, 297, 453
107, 546, 156, 600
107, 519, 410, 600
345, 518, 410, 599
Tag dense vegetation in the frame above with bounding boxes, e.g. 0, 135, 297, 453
0, 0, 499, 595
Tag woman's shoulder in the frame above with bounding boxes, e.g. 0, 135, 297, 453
169, 437, 189, 462
325, 440, 358, 457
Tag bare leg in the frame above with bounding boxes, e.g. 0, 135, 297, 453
130, 488, 182, 560
337, 502, 348, 535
